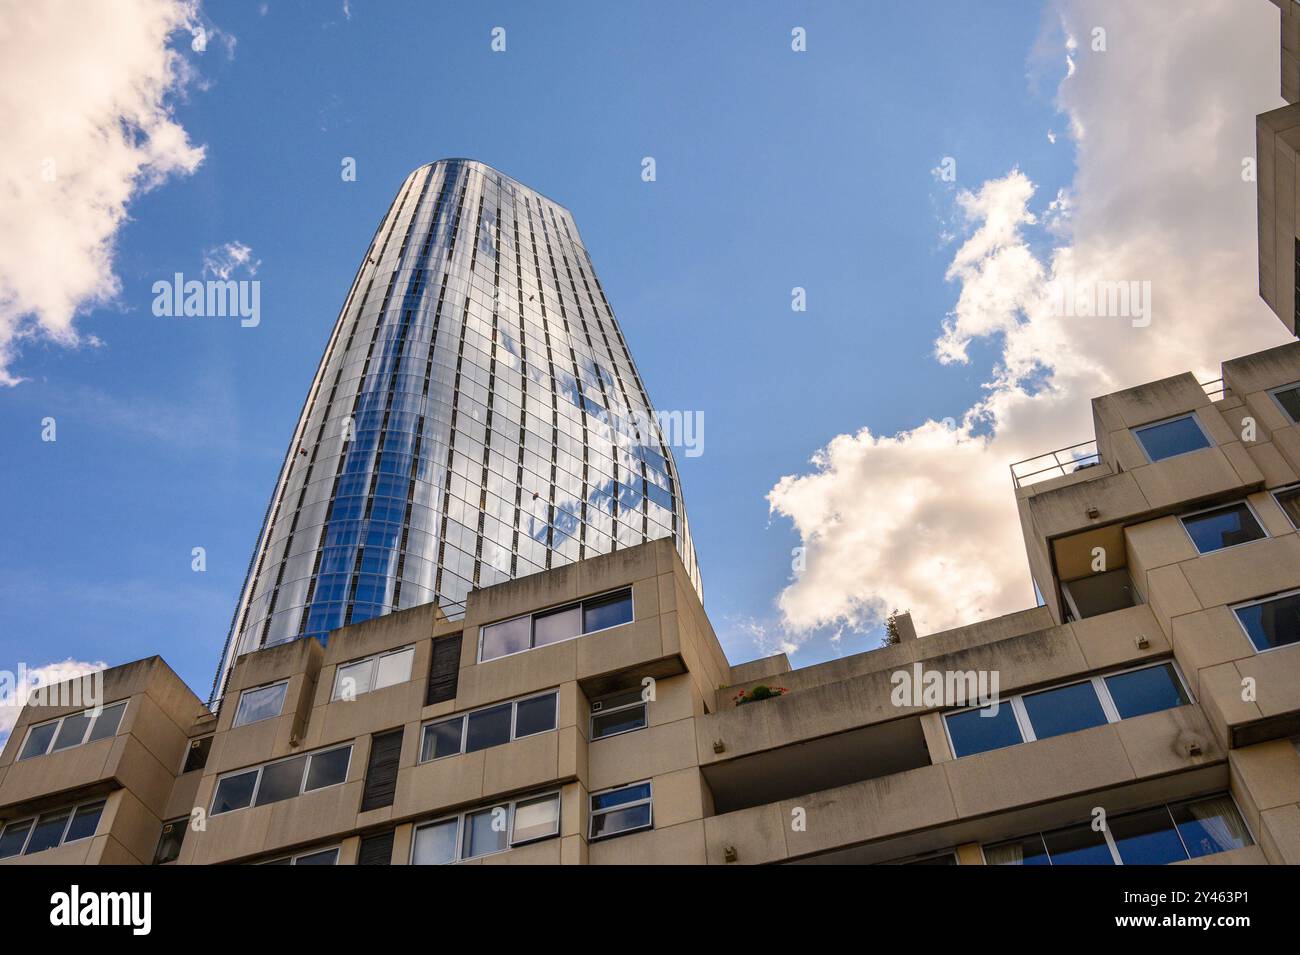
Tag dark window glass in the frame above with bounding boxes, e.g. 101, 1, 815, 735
1182, 504, 1265, 553
294, 848, 339, 865
87, 702, 127, 743
426, 634, 462, 704
533, 606, 580, 647
1276, 487, 1300, 529
514, 694, 557, 738
1021, 681, 1108, 740
592, 704, 647, 739
1109, 807, 1187, 864
480, 616, 530, 661
357, 830, 394, 865
463, 806, 509, 858
1274, 385, 1300, 423
1235, 593, 1300, 652
1169, 796, 1253, 858
1103, 664, 1189, 719
1134, 416, 1210, 462
904, 854, 957, 865
583, 590, 633, 633
1041, 822, 1114, 865
591, 803, 651, 840
255, 755, 308, 806
360, 729, 403, 812
50, 711, 93, 752
0, 820, 33, 859
465, 704, 512, 752
304, 747, 351, 791
422, 717, 464, 760
212, 770, 258, 814
944, 703, 1022, 757
153, 819, 186, 865
18, 723, 57, 760
183, 736, 212, 773
63, 803, 103, 843
25, 811, 71, 854
986, 835, 1050, 866
592, 783, 651, 811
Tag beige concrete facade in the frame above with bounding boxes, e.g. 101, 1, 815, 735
1257, 2, 1300, 334
3, 341, 1300, 865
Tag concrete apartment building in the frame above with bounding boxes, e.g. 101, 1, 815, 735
1256, 0, 1300, 335
3, 341, 1300, 865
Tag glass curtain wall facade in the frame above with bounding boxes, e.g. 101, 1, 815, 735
213, 159, 701, 701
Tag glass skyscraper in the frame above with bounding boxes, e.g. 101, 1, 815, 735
212, 159, 701, 701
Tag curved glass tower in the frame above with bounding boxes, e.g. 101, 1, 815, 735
213, 159, 701, 700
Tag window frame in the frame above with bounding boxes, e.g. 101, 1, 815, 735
231, 680, 289, 728
417, 689, 559, 763
209, 742, 354, 817
330, 645, 416, 701
1178, 498, 1268, 555
16, 700, 129, 762
588, 779, 654, 842
1267, 381, 1300, 424
1131, 412, 1213, 464
476, 588, 634, 663
0, 797, 105, 859
1231, 587, 1300, 654
1271, 483, 1300, 530
408, 788, 563, 864
152, 816, 189, 865
180, 734, 214, 774
942, 659, 1193, 758
260, 845, 341, 866
590, 689, 649, 741
985, 792, 1254, 866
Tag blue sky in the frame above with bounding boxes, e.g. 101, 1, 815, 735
0, 0, 1151, 706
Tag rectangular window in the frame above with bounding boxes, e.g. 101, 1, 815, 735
419, 691, 557, 762
944, 703, 1024, 758
232, 682, 287, 728
591, 688, 648, 740
331, 646, 414, 701
210, 744, 352, 816
987, 793, 1251, 865
411, 790, 562, 864
0, 798, 104, 859
1233, 590, 1300, 652
478, 588, 634, 662
1180, 502, 1266, 554
1019, 681, 1108, 740
945, 661, 1191, 758
1275, 485, 1300, 530
182, 735, 213, 774
153, 817, 187, 865
1132, 413, 1211, 463
1102, 663, 1189, 719
17, 700, 129, 761
589, 781, 653, 841
1269, 382, 1300, 423
261, 846, 340, 865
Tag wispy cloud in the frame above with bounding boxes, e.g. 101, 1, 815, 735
201, 241, 260, 280
0, 659, 107, 750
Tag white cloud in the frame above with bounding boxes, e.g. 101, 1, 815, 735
0, 659, 107, 750
0, 0, 207, 386
767, 0, 1292, 644
202, 240, 260, 280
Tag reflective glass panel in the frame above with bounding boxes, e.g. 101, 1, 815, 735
1182, 503, 1265, 553
1103, 664, 1189, 720
1133, 415, 1210, 461
1234, 593, 1300, 652
944, 703, 1022, 757
1021, 681, 1108, 740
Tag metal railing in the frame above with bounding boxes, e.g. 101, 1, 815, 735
1010, 439, 1102, 489
1200, 378, 1227, 402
